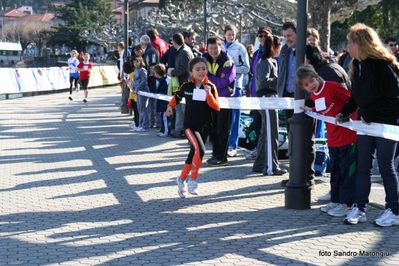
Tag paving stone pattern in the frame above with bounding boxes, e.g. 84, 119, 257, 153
0, 87, 397, 266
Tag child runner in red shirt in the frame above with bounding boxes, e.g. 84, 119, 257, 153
77, 53, 93, 103
296, 64, 357, 217
166, 57, 220, 197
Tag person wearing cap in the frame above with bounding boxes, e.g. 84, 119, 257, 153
167, 33, 195, 138
245, 27, 272, 161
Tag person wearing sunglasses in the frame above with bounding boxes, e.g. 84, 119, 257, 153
246, 27, 272, 162
384, 37, 399, 60
384, 37, 399, 173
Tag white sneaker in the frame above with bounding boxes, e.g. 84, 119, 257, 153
320, 202, 339, 213
157, 132, 167, 137
318, 191, 331, 201
130, 123, 138, 130
245, 148, 257, 160
328, 204, 351, 217
227, 146, 237, 157
373, 208, 399, 227
176, 177, 186, 198
343, 204, 367, 225
187, 180, 198, 195
75, 87, 79, 92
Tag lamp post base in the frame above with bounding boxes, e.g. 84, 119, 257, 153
284, 112, 314, 210
285, 185, 311, 210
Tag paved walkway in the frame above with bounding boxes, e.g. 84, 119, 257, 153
0, 86, 397, 266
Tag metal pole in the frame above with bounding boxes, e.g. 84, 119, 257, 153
203, 0, 207, 43
239, 14, 242, 43
124, 0, 128, 62
284, 0, 313, 209
121, 0, 129, 114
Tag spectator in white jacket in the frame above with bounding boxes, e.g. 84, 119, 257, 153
222, 24, 250, 157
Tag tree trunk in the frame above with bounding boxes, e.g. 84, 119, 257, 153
309, 0, 332, 53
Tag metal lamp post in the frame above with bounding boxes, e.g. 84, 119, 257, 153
203, 0, 207, 43
284, 0, 312, 209
121, 0, 129, 114
206, 15, 212, 41
237, 4, 244, 43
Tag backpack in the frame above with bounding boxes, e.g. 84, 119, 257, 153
238, 114, 256, 150
314, 144, 329, 176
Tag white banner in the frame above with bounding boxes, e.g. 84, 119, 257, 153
0, 65, 120, 95
0, 68, 19, 93
305, 111, 399, 142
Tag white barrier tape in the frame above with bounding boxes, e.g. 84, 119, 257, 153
138, 91, 174, 102
305, 111, 399, 142
137, 91, 295, 110
137, 91, 399, 141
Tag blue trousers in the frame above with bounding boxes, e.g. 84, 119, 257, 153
355, 135, 399, 214
228, 88, 242, 149
137, 94, 149, 130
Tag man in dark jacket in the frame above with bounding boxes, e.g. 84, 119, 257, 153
277, 22, 315, 188
183, 31, 202, 57
167, 33, 194, 138
140, 35, 160, 128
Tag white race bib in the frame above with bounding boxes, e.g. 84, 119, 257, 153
193, 88, 206, 101
315, 97, 326, 112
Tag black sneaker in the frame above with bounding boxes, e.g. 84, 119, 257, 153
172, 130, 183, 138
207, 157, 228, 167
206, 156, 216, 164
83, 98, 87, 103
264, 169, 287, 176
68, 96, 73, 101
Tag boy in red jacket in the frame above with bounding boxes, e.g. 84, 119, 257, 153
77, 53, 93, 103
296, 64, 357, 218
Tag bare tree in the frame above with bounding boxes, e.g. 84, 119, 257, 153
3, 22, 32, 55
308, 0, 383, 52
3, 22, 54, 56
29, 23, 54, 56
239, 0, 383, 51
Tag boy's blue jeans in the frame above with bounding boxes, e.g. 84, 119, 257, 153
228, 88, 242, 149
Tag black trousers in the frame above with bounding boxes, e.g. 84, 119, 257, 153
209, 109, 232, 161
